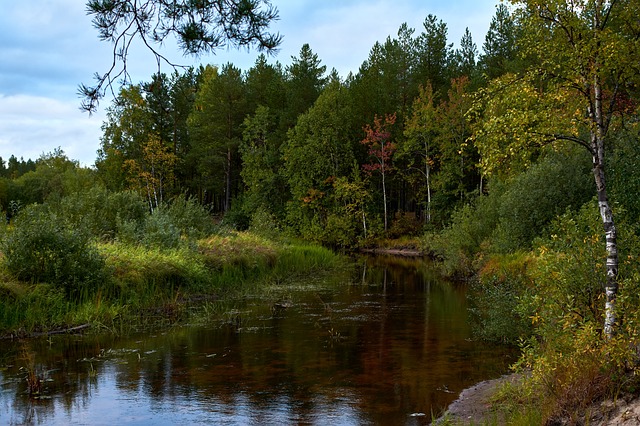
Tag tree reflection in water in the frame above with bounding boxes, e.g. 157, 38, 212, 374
0, 255, 515, 425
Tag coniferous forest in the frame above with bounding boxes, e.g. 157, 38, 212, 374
3, 1, 640, 422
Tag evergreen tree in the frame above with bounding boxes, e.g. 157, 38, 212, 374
188, 64, 247, 212
284, 44, 328, 128
454, 28, 479, 85
479, 4, 518, 80
415, 14, 453, 97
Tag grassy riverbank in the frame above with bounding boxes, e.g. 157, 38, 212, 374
0, 231, 345, 337
426, 200, 640, 424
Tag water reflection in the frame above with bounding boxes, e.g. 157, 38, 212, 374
0, 256, 514, 425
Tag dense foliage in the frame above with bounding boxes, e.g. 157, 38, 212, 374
90, 16, 492, 247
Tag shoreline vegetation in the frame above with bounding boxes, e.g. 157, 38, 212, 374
0, 228, 347, 340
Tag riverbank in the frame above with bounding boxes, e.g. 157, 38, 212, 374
0, 232, 346, 338
433, 374, 522, 425
359, 236, 427, 257
436, 373, 640, 425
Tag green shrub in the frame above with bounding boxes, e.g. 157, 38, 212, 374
470, 252, 535, 343
52, 187, 148, 240
112, 196, 214, 248
321, 213, 358, 249
388, 211, 423, 238
106, 190, 149, 232
425, 194, 500, 276
491, 148, 592, 253
524, 202, 606, 337
165, 194, 215, 238
249, 207, 281, 239
3, 205, 108, 299
222, 205, 250, 231
142, 208, 182, 249
509, 201, 640, 422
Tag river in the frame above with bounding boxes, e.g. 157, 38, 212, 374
0, 255, 514, 425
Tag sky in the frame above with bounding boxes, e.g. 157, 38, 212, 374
0, 0, 500, 167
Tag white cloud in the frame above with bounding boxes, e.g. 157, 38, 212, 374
0, 94, 104, 166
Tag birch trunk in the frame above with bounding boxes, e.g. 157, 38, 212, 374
595, 167, 618, 338
362, 210, 367, 240
591, 127, 618, 339
224, 147, 232, 212
425, 141, 431, 224
382, 169, 388, 232
590, 21, 619, 337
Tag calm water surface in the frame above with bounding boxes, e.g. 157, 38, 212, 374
0, 256, 514, 425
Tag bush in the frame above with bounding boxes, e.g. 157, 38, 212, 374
470, 252, 535, 343
248, 207, 281, 239
525, 202, 606, 336
491, 148, 592, 253
508, 201, 640, 422
165, 194, 215, 238
52, 187, 148, 240
3, 205, 108, 298
142, 208, 182, 249
425, 194, 500, 276
321, 213, 358, 249
112, 195, 214, 248
388, 211, 423, 239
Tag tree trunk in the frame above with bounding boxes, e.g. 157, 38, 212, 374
593, 150, 618, 338
425, 141, 431, 224
224, 147, 232, 212
382, 167, 388, 232
381, 139, 388, 232
362, 210, 367, 239
589, 38, 619, 338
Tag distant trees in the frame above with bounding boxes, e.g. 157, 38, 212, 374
189, 64, 247, 211
85, 12, 503, 243
282, 80, 356, 242
0, 156, 36, 179
0, 149, 96, 217
479, 3, 518, 80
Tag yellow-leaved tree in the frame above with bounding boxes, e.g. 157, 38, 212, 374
125, 134, 177, 211
471, 0, 640, 338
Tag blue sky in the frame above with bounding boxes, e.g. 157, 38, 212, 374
0, 0, 499, 167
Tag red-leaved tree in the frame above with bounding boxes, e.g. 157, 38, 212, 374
361, 113, 397, 232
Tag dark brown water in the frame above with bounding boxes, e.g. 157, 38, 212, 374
0, 256, 514, 425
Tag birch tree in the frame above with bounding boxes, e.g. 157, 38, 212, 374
125, 134, 177, 211
471, 0, 640, 338
402, 83, 437, 223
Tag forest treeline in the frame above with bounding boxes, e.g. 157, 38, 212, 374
2, 7, 526, 246
4, 5, 635, 254
92, 14, 489, 245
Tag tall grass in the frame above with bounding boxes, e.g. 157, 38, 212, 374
0, 231, 345, 336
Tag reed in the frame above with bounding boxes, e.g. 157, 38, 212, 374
271, 242, 344, 278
